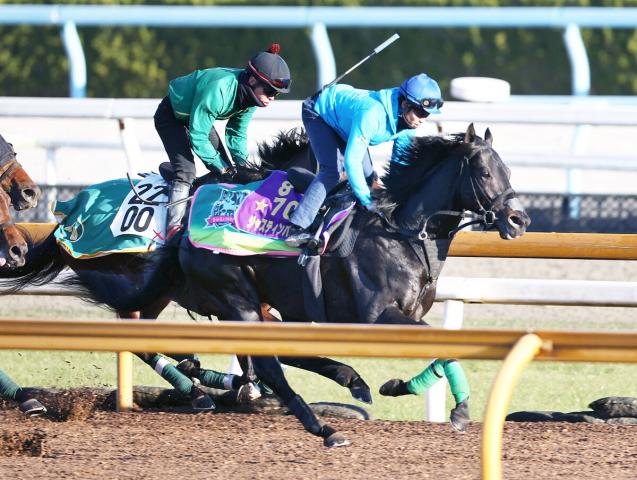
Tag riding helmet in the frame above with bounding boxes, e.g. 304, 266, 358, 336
400, 73, 443, 114
247, 44, 291, 94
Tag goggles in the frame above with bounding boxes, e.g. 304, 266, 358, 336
259, 82, 280, 98
418, 97, 444, 110
248, 61, 291, 93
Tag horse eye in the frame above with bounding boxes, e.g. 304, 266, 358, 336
481, 168, 491, 178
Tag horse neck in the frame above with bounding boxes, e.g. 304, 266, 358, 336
393, 156, 463, 233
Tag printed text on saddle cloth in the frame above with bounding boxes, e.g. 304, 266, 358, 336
204, 170, 302, 240
110, 174, 169, 242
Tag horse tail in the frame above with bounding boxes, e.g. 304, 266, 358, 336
68, 241, 184, 313
0, 227, 67, 294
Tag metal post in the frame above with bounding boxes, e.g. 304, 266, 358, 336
309, 22, 336, 91
563, 23, 591, 220
116, 351, 133, 412
425, 299, 464, 422
61, 21, 87, 98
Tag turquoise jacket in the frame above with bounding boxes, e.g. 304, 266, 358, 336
168, 68, 256, 171
314, 84, 416, 205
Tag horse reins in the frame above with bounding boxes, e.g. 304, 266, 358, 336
375, 152, 516, 241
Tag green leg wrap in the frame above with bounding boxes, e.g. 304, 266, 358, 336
145, 355, 193, 396
171, 353, 200, 363
405, 359, 445, 395
0, 369, 21, 401
198, 369, 232, 390
443, 359, 470, 404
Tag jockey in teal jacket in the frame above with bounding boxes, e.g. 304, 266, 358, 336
154, 44, 291, 235
286, 73, 444, 246
313, 84, 416, 206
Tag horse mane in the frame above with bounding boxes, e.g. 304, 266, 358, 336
257, 127, 309, 170
228, 128, 310, 184
379, 133, 468, 207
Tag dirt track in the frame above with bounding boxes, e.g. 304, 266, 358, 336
2, 395, 637, 480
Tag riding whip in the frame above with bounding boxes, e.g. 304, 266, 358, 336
319, 33, 400, 93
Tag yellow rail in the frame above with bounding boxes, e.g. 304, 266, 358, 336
482, 334, 544, 480
17, 224, 637, 260
3, 319, 637, 479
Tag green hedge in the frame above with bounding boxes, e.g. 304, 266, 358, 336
2, 0, 637, 98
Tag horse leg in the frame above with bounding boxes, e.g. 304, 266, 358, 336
376, 305, 471, 432
280, 356, 372, 404
118, 308, 215, 411
251, 355, 350, 447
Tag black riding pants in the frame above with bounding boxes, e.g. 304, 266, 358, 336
154, 96, 231, 185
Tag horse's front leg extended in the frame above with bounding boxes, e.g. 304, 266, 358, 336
376, 305, 471, 432
251, 356, 351, 448
281, 356, 372, 404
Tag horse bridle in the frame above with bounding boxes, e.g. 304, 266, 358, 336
0, 156, 19, 187
377, 151, 517, 241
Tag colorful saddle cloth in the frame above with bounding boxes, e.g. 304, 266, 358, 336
53, 174, 168, 259
188, 170, 355, 256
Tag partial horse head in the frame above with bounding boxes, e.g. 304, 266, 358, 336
382, 123, 530, 240
0, 141, 41, 210
0, 189, 28, 268
456, 124, 530, 239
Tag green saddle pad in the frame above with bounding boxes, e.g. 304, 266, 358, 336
188, 170, 303, 256
53, 174, 168, 259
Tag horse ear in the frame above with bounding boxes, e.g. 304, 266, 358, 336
464, 123, 477, 143
484, 128, 493, 146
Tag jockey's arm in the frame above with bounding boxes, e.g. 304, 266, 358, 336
344, 127, 373, 206
189, 89, 228, 173
225, 108, 256, 166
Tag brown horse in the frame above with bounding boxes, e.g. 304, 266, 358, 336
0, 134, 40, 211
0, 189, 28, 268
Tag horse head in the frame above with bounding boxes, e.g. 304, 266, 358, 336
455, 123, 530, 239
382, 123, 530, 240
0, 189, 28, 268
0, 156, 41, 210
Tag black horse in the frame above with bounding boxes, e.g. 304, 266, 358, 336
69, 123, 530, 447
0, 129, 373, 408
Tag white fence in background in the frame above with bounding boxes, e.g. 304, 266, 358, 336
3, 96, 637, 201
9, 274, 637, 422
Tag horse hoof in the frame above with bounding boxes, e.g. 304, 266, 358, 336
191, 394, 216, 412
237, 382, 262, 403
324, 433, 351, 448
450, 400, 470, 432
350, 386, 373, 405
19, 398, 47, 417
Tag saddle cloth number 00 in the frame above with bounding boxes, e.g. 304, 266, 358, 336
110, 174, 169, 241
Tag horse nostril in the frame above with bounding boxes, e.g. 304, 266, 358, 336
23, 188, 39, 201
9, 244, 24, 260
509, 215, 524, 227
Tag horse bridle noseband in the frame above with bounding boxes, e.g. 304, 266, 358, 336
0, 157, 19, 187
377, 152, 516, 241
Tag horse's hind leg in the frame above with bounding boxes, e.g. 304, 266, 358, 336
376, 305, 471, 432
280, 356, 372, 404
118, 308, 215, 411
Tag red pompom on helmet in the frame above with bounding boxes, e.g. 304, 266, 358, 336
247, 43, 291, 93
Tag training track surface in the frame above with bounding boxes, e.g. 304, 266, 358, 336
2, 394, 637, 480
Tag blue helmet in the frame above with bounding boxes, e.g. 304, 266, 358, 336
400, 73, 444, 114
